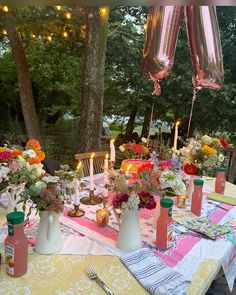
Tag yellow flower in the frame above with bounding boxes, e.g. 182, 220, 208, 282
0, 147, 6, 151
202, 145, 217, 155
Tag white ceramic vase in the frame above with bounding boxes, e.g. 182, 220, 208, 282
35, 211, 63, 254
6, 184, 25, 214
116, 209, 142, 252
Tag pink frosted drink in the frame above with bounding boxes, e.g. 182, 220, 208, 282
215, 167, 226, 195
5, 211, 28, 277
191, 179, 204, 216
156, 198, 174, 251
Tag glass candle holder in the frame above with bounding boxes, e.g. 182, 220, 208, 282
96, 209, 110, 227
177, 195, 187, 208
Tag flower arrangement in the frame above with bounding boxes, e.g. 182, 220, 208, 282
119, 143, 149, 159
111, 174, 156, 211
0, 139, 45, 192
174, 135, 229, 176
20, 165, 83, 215
135, 151, 186, 197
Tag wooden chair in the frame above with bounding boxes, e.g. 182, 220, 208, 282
75, 151, 108, 177
227, 147, 236, 184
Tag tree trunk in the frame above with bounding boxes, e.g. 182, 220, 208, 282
4, 14, 41, 141
124, 106, 138, 142
77, 7, 109, 153
141, 104, 151, 138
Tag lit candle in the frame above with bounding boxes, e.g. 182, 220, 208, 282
89, 153, 94, 191
74, 179, 80, 205
103, 154, 109, 197
173, 121, 180, 151
110, 139, 115, 162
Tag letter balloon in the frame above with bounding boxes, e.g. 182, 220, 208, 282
185, 6, 224, 90
142, 6, 183, 95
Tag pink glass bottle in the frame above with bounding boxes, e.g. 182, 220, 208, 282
4, 211, 28, 277
156, 198, 173, 251
215, 167, 226, 194
191, 179, 204, 216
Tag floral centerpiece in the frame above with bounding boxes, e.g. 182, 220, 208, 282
20, 164, 83, 216
173, 135, 229, 176
111, 174, 156, 212
119, 143, 149, 159
136, 152, 186, 197
110, 174, 156, 252
0, 139, 45, 212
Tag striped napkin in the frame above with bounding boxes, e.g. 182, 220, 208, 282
121, 248, 190, 295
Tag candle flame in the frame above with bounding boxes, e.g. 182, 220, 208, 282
91, 153, 95, 159
76, 162, 81, 170
144, 23, 147, 30
110, 138, 115, 144
3, 6, 9, 12
106, 154, 109, 159
176, 121, 180, 126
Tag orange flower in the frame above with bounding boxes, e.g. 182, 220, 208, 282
26, 139, 41, 151
36, 150, 45, 161
12, 149, 24, 157
27, 157, 41, 164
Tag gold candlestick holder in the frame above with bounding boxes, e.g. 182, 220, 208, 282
80, 190, 103, 205
67, 204, 85, 217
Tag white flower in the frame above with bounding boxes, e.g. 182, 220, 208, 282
121, 193, 140, 211
173, 178, 186, 195
201, 135, 213, 145
119, 145, 125, 152
141, 137, 147, 143
218, 153, 224, 162
42, 175, 60, 184
24, 149, 36, 158
159, 170, 177, 189
0, 165, 10, 183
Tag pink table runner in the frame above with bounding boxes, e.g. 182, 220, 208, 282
64, 192, 233, 267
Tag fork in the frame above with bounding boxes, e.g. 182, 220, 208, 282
87, 267, 115, 295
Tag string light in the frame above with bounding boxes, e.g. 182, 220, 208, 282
3, 29, 7, 35
3, 6, 9, 12
47, 35, 52, 41
100, 7, 107, 15
65, 12, 71, 19
144, 23, 147, 30
32, 34, 36, 38
55, 6, 61, 11
63, 31, 68, 38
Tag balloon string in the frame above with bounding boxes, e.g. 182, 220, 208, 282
187, 88, 197, 139
147, 102, 155, 148
149, 72, 161, 96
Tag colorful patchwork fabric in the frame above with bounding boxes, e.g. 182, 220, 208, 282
178, 217, 230, 240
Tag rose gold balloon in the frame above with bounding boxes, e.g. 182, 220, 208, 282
185, 6, 224, 90
142, 6, 183, 95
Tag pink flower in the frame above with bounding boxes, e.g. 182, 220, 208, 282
138, 191, 156, 210
10, 161, 21, 170
0, 150, 13, 161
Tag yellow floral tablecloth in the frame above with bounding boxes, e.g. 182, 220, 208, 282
0, 179, 235, 295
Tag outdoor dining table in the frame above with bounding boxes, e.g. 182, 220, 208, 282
0, 176, 236, 295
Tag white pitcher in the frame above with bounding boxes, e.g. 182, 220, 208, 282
116, 209, 142, 252
35, 211, 63, 254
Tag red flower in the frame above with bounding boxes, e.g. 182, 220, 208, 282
138, 192, 156, 210
0, 150, 13, 161
220, 139, 228, 148
183, 163, 197, 175
137, 163, 154, 174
